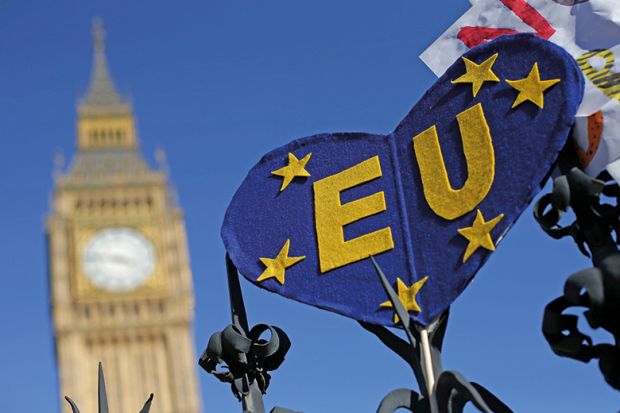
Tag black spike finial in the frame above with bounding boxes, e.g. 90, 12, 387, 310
64, 363, 154, 413
97, 362, 109, 413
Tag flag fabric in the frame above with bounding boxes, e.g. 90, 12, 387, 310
222, 35, 584, 327
420, 0, 620, 181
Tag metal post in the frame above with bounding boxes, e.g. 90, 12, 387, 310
226, 255, 266, 413
369, 256, 512, 412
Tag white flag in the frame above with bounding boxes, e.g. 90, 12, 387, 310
421, 0, 620, 181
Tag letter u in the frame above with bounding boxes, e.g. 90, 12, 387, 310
413, 103, 494, 220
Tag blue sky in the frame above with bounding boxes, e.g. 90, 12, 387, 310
0, 0, 618, 412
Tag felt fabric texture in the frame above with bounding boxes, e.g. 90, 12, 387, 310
457, 209, 504, 263
413, 103, 495, 220
506, 62, 561, 109
272, 153, 312, 192
221, 34, 584, 327
256, 239, 305, 285
451, 53, 500, 97
380, 276, 428, 323
420, 0, 620, 182
313, 155, 394, 272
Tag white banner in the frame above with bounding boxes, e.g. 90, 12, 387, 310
421, 0, 620, 181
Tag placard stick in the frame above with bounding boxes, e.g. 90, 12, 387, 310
420, 328, 435, 393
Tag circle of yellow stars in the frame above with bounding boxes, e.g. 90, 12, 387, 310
506, 62, 560, 109
380, 276, 428, 323
257, 239, 305, 285
271, 152, 312, 192
452, 53, 500, 97
457, 209, 504, 263
451, 53, 560, 109
258, 151, 313, 286
257, 53, 562, 320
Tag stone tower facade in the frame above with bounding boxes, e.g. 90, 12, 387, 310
47, 19, 202, 413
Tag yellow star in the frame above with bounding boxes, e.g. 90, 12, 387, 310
271, 152, 312, 192
380, 276, 428, 323
451, 53, 500, 97
457, 210, 504, 263
506, 63, 560, 109
257, 239, 305, 285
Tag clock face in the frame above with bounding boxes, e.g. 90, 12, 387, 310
82, 227, 156, 293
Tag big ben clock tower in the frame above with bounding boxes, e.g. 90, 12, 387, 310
47, 20, 202, 413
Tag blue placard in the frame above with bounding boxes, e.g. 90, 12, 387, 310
221, 34, 584, 326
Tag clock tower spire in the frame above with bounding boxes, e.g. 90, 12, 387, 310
47, 19, 202, 413
76, 18, 136, 150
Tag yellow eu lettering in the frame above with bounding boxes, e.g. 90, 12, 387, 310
313, 156, 394, 273
413, 103, 494, 220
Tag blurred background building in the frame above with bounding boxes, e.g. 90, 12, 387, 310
46, 19, 202, 413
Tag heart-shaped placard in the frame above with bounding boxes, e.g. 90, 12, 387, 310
222, 34, 584, 326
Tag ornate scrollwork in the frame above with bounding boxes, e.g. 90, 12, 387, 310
375, 372, 512, 413
199, 322, 290, 400
535, 145, 620, 391
198, 255, 296, 413
365, 257, 512, 413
